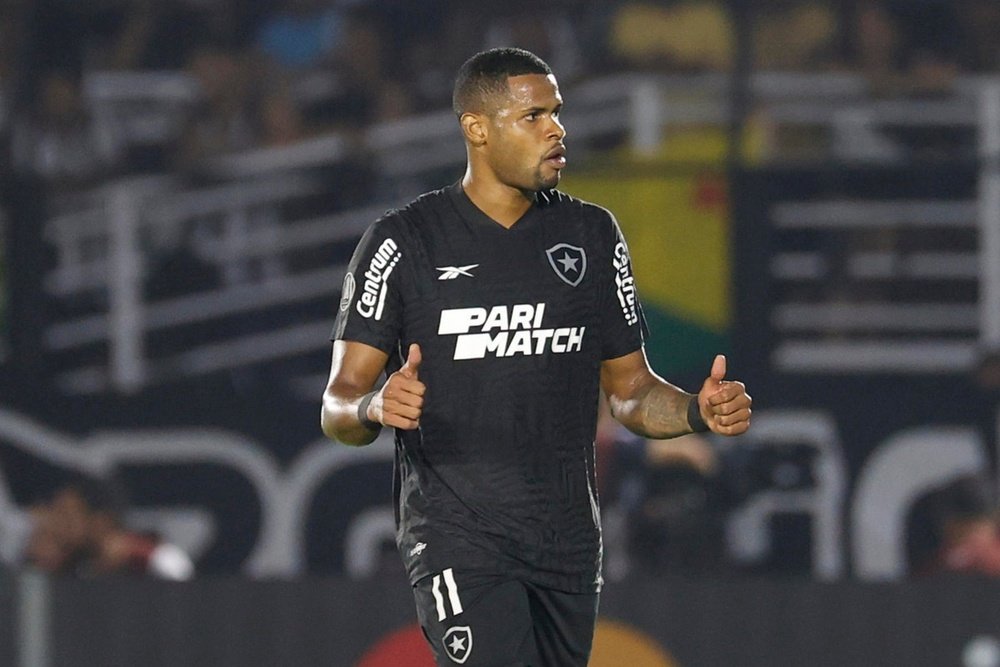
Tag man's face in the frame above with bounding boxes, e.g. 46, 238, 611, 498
483, 73, 567, 193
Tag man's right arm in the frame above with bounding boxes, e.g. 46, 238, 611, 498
321, 340, 425, 446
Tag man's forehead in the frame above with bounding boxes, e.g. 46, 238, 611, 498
503, 73, 562, 107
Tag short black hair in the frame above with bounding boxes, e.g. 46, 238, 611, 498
452, 47, 552, 117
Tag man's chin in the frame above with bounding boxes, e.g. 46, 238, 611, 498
538, 173, 561, 190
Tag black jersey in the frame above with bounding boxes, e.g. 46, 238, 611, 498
332, 183, 646, 593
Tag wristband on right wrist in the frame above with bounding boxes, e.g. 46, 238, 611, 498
357, 391, 382, 432
687, 396, 710, 433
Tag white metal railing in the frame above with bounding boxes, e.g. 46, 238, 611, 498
979, 81, 1000, 353
763, 79, 1000, 374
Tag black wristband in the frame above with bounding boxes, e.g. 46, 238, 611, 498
687, 396, 710, 433
357, 391, 382, 432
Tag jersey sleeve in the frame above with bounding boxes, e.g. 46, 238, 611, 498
600, 212, 648, 360
330, 215, 405, 353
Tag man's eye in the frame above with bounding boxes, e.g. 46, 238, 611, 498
525, 113, 538, 121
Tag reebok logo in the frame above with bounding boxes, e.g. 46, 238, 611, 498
437, 303, 585, 360
356, 238, 401, 320
436, 264, 478, 280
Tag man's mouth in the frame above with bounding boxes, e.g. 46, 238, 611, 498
544, 146, 567, 169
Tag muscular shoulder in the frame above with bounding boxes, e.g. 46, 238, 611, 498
363, 188, 444, 243
394, 187, 451, 225
543, 188, 614, 220
369, 187, 450, 240
541, 189, 619, 237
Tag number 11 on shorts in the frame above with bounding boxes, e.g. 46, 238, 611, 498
431, 568, 464, 621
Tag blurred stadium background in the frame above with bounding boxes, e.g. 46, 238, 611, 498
2, 0, 1000, 665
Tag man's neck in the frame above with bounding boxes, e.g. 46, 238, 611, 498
461, 171, 534, 229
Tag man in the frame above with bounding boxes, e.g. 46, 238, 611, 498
20, 478, 194, 580
321, 47, 751, 666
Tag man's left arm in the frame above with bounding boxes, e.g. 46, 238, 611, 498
600, 349, 752, 439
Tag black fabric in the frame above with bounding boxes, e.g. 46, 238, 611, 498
413, 570, 598, 667
332, 182, 647, 593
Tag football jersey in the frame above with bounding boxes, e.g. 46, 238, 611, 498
332, 182, 646, 593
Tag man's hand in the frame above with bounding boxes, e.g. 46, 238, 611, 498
369, 343, 425, 430
697, 354, 751, 436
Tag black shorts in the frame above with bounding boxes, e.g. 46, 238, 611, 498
412, 569, 599, 666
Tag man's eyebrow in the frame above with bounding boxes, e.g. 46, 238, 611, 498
521, 103, 562, 113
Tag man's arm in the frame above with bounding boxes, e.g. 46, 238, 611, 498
321, 340, 425, 446
600, 349, 751, 439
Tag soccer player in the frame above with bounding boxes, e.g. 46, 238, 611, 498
321, 47, 752, 666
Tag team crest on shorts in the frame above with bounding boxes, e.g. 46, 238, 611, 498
443, 625, 473, 664
546, 243, 587, 287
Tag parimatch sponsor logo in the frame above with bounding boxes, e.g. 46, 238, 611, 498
613, 242, 638, 326
356, 238, 401, 320
437, 303, 585, 360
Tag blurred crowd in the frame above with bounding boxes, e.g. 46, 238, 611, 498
597, 395, 1000, 580
1, 476, 193, 580
910, 475, 1000, 578
1, 0, 999, 190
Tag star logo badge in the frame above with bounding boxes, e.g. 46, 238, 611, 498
443, 625, 473, 663
545, 243, 587, 286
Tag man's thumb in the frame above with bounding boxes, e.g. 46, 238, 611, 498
402, 343, 422, 377
710, 354, 726, 383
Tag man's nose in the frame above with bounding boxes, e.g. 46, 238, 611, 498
548, 116, 566, 141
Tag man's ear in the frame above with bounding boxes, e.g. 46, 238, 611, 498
460, 112, 488, 147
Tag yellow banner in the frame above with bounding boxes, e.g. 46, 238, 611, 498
562, 172, 731, 332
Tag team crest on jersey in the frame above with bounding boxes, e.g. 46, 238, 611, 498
546, 243, 587, 286
443, 626, 473, 664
